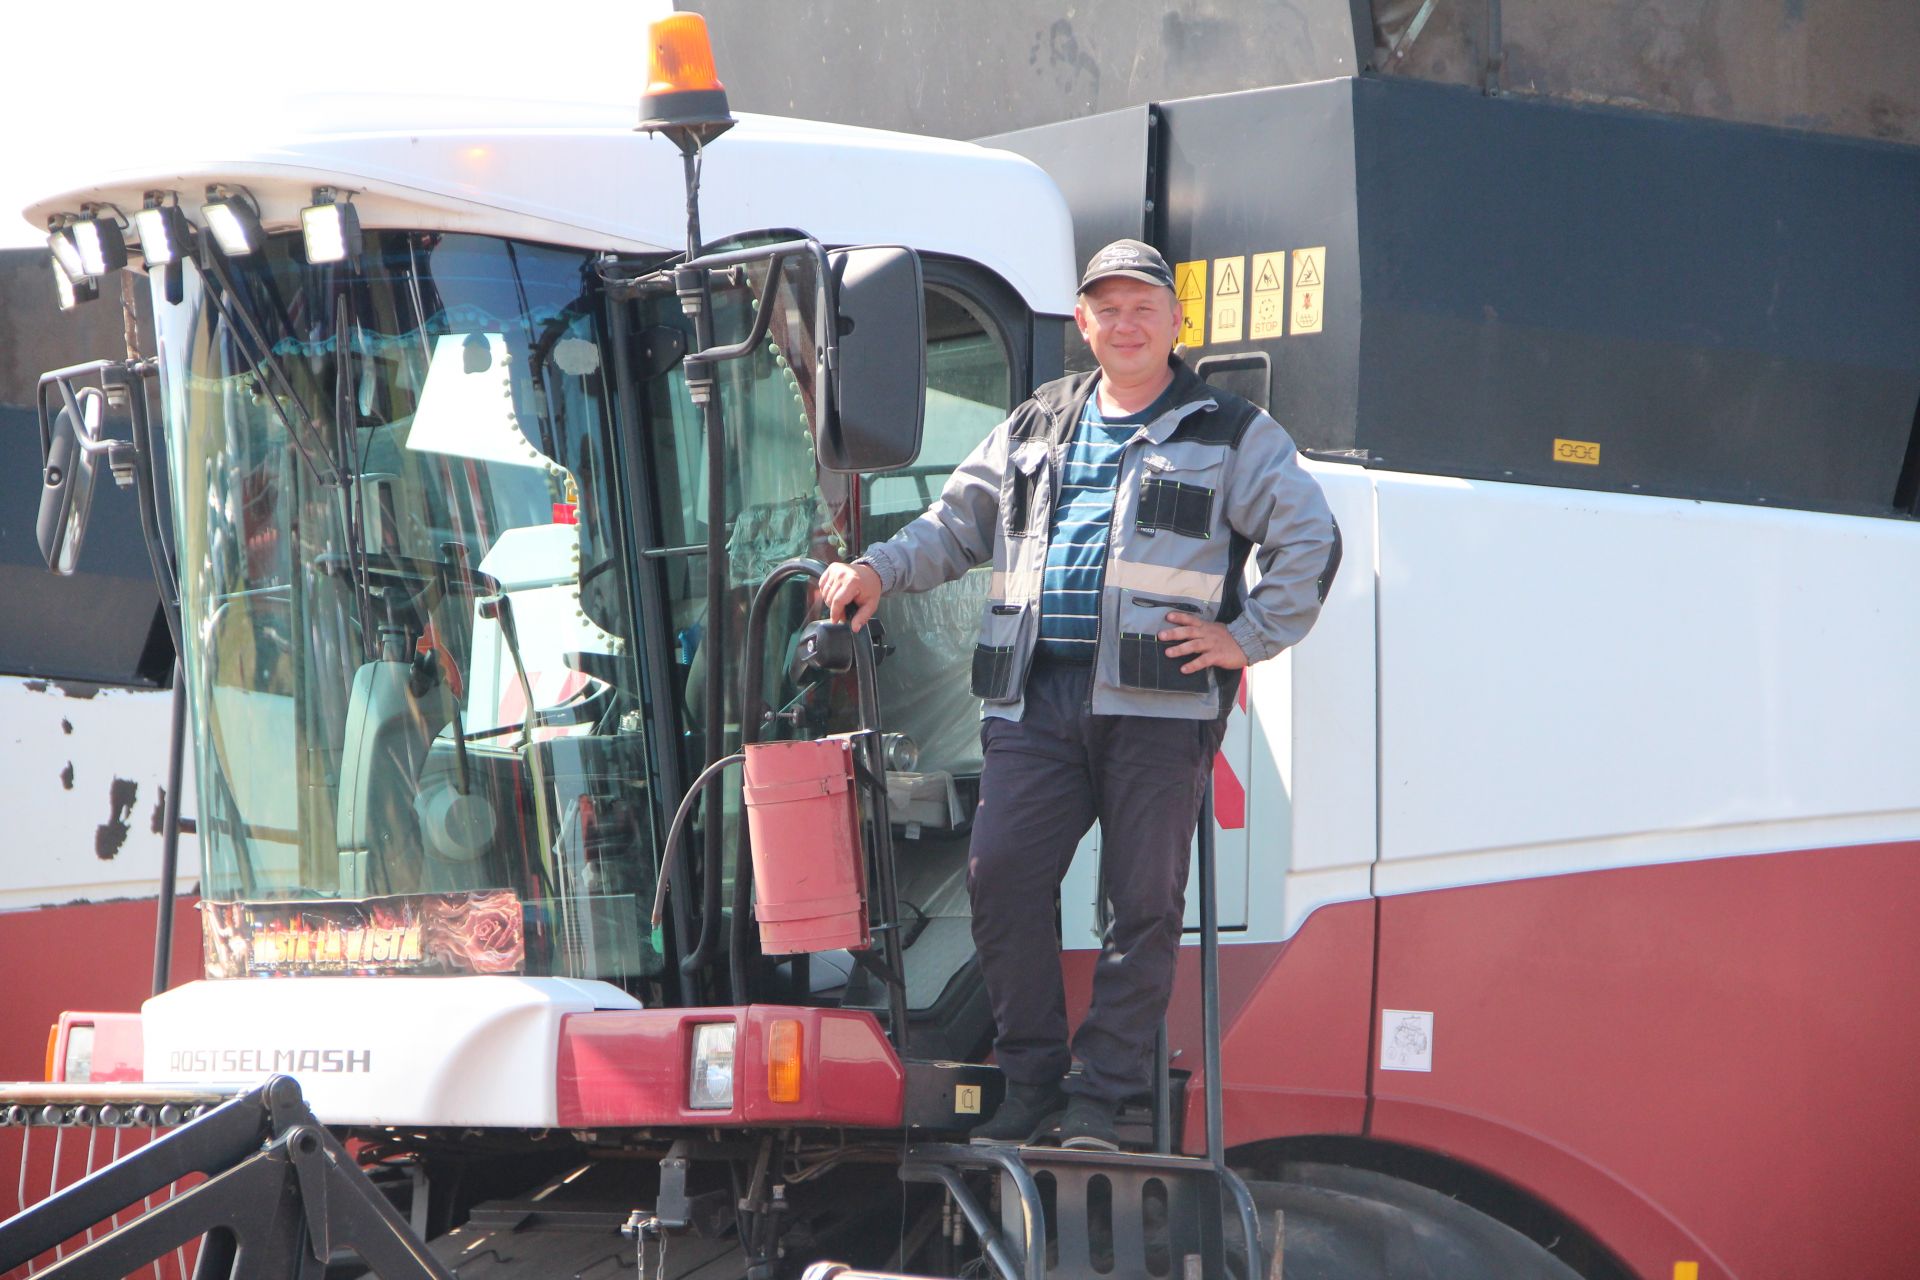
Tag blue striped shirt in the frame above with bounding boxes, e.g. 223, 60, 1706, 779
1036, 392, 1159, 660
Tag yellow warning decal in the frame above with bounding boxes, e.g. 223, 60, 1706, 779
1210, 256, 1245, 344
1249, 251, 1287, 340
1174, 259, 1207, 348
1291, 246, 1326, 335
955, 1084, 982, 1115
1553, 438, 1601, 466
1672, 1265, 1699, 1280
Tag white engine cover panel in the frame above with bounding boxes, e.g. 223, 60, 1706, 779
142, 977, 640, 1127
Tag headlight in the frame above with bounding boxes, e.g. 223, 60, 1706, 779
688, 1022, 736, 1110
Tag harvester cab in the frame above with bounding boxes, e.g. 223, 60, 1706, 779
3, 13, 1259, 1279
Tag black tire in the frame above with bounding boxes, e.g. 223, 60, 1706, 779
1238, 1163, 1584, 1280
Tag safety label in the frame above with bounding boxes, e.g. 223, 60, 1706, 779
1249, 252, 1287, 340
1210, 256, 1245, 344
1379, 1009, 1433, 1072
954, 1084, 982, 1114
1174, 259, 1207, 348
1553, 438, 1601, 466
1291, 247, 1326, 335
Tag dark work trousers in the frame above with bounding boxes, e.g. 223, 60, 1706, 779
967, 657, 1231, 1103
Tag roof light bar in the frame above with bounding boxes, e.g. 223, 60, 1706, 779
300, 189, 362, 265
200, 191, 264, 256
134, 199, 191, 267
72, 214, 128, 277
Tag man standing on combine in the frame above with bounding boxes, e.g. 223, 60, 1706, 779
821, 239, 1337, 1150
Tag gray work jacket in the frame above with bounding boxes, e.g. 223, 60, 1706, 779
861, 358, 1338, 721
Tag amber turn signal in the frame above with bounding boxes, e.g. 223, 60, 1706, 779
767, 1018, 804, 1104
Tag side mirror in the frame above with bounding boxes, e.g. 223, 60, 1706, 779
818, 245, 926, 474
37, 390, 104, 576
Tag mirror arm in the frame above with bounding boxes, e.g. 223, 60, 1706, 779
34, 360, 120, 465
612, 237, 838, 374
681, 257, 781, 371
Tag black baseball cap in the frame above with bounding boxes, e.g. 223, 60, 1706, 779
1077, 238, 1175, 293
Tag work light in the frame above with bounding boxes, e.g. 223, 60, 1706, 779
72, 215, 128, 277
47, 225, 85, 282
134, 201, 191, 267
53, 261, 98, 311
200, 193, 264, 256
300, 191, 362, 265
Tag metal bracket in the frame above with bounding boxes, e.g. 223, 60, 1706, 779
0, 1076, 454, 1280
655, 1143, 694, 1230
635, 325, 689, 380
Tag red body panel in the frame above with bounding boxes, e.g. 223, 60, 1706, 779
0, 897, 199, 1085
1064, 900, 1377, 1145
1367, 842, 1920, 1280
1065, 844, 1920, 1278
556, 1005, 904, 1129
51, 1012, 145, 1083
0, 897, 198, 1279
8, 844, 1917, 1279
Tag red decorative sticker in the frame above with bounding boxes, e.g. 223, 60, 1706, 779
202, 890, 525, 979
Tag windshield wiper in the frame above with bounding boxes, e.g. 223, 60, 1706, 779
195, 242, 341, 487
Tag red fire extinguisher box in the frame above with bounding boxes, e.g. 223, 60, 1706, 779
741, 735, 872, 954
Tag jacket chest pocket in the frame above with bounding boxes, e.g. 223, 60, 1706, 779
1006, 440, 1051, 538
1135, 453, 1220, 540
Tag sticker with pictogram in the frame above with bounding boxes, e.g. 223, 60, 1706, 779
1248, 251, 1287, 340
1553, 438, 1601, 466
1380, 1009, 1434, 1072
954, 1084, 982, 1114
1210, 256, 1245, 344
1174, 259, 1207, 348
1290, 246, 1326, 335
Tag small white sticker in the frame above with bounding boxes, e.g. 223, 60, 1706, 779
1380, 1009, 1434, 1072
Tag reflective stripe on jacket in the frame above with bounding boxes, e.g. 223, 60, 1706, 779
861, 357, 1337, 721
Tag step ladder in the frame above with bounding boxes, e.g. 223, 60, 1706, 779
900, 1141, 1263, 1280
895, 786, 1265, 1279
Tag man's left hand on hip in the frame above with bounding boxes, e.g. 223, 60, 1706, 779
1159, 611, 1249, 674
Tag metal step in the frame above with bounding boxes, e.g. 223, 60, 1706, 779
902, 1141, 1263, 1280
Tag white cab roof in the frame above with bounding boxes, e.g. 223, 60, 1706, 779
22, 94, 1078, 316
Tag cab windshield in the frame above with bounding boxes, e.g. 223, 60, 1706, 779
154, 232, 657, 984
151, 230, 1021, 1011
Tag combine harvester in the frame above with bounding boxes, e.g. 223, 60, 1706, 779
4, 6, 1919, 1279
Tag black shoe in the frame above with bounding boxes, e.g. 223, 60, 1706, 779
969, 1081, 1066, 1145
1057, 1094, 1120, 1151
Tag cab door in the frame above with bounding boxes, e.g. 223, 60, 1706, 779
856, 258, 1055, 1055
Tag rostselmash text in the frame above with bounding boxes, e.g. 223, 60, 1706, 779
168, 1048, 372, 1075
